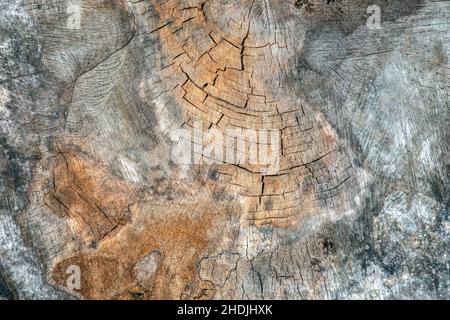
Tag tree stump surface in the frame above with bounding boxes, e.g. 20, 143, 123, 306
0, 0, 448, 299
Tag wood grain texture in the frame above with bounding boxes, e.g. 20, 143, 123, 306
0, 0, 448, 299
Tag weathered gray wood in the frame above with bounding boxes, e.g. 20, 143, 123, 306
0, 0, 448, 299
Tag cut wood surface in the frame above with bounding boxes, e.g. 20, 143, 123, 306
0, 0, 448, 299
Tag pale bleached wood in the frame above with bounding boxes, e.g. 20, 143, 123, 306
0, 0, 448, 299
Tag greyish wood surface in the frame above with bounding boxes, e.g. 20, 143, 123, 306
0, 0, 448, 299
